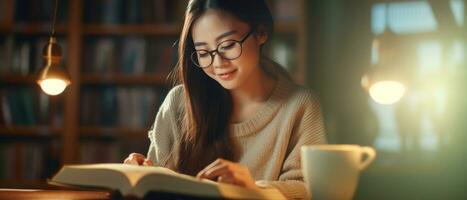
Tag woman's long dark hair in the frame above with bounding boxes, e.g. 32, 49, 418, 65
171, 0, 274, 176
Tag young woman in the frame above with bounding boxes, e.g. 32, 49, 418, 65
124, 0, 326, 199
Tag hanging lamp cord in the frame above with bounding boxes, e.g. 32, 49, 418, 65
50, 0, 58, 37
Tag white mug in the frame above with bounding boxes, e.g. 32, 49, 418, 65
301, 145, 376, 200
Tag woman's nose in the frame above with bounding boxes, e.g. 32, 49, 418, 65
212, 53, 229, 68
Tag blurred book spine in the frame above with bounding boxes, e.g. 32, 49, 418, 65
83, 0, 183, 24
0, 87, 51, 126
0, 36, 67, 76
83, 36, 176, 75
14, 0, 68, 23
0, 142, 52, 180
0, 143, 15, 179
80, 86, 165, 129
79, 141, 120, 164
21, 142, 45, 180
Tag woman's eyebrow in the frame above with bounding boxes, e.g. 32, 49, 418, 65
194, 30, 238, 47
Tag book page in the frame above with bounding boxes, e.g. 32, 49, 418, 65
52, 163, 193, 196
133, 172, 221, 198
52, 163, 286, 199
50, 164, 132, 194
70, 163, 183, 186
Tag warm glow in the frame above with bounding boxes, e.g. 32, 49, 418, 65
39, 78, 68, 95
369, 81, 406, 105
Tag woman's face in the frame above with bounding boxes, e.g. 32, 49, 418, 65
191, 9, 267, 90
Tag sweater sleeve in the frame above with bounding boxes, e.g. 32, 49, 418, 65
256, 91, 327, 200
146, 85, 183, 170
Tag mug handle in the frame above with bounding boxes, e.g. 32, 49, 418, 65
359, 146, 376, 170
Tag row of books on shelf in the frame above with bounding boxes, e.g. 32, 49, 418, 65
83, 0, 186, 24
0, 87, 61, 126
79, 140, 149, 164
0, 36, 68, 76
0, 140, 147, 180
5, 0, 301, 25
0, 141, 59, 180
82, 0, 301, 25
83, 37, 176, 74
80, 86, 167, 128
0, 35, 177, 76
14, 0, 68, 23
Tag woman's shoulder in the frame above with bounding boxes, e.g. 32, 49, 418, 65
160, 84, 185, 113
265, 58, 321, 105
286, 83, 321, 107
270, 67, 319, 104
293, 83, 319, 99
166, 84, 184, 101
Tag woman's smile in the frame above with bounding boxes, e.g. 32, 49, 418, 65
216, 69, 238, 80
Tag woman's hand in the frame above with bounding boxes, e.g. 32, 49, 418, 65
196, 158, 259, 190
123, 153, 154, 166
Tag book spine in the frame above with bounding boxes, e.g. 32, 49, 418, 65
1, 90, 13, 126
101, 0, 124, 24
14, 0, 68, 23
0, 143, 16, 179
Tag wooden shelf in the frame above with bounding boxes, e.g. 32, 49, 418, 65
0, 75, 39, 84
81, 23, 298, 36
10, 23, 68, 34
83, 24, 181, 35
0, 126, 61, 139
81, 74, 169, 85
79, 126, 147, 139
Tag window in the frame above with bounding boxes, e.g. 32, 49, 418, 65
370, 0, 464, 155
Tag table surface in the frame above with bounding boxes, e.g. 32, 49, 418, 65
0, 188, 112, 200
0, 188, 222, 200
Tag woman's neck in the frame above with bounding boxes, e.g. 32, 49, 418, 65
229, 66, 277, 122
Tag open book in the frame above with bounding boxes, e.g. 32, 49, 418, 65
49, 163, 286, 199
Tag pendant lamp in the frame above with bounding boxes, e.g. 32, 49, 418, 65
37, 0, 70, 95
362, 3, 406, 105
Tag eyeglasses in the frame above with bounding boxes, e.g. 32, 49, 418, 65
191, 30, 253, 68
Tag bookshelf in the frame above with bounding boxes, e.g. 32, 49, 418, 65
0, 0, 308, 187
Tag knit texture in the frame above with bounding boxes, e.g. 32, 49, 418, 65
147, 71, 327, 200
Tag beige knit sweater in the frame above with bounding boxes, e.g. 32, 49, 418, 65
147, 72, 327, 200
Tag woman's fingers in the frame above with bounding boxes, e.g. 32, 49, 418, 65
217, 174, 240, 185
197, 158, 224, 178
143, 159, 154, 166
129, 153, 146, 165
123, 157, 137, 165
196, 159, 258, 189
199, 163, 232, 180
123, 153, 146, 165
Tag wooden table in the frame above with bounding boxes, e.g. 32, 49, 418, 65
0, 188, 220, 200
0, 189, 112, 200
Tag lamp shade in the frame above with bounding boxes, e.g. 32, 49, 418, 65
362, 29, 408, 105
37, 37, 71, 95
361, 66, 406, 105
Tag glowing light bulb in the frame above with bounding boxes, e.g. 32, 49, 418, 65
369, 81, 405, 105
39, 78, 68, 96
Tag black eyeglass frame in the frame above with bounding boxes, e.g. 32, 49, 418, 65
191, 30, 254, 68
